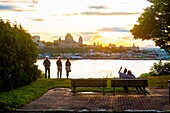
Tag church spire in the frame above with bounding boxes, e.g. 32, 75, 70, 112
78, 36, 83, 45
133, 42, 135, 47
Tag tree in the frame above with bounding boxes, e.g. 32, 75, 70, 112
0, 19, 39, 91
130, 0, 170, 55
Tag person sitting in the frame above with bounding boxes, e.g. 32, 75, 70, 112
118, 67, 133, 79
118, 67, 129, 93
127, 70, 143, 92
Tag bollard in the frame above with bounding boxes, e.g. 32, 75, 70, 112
168, 80, 170, 101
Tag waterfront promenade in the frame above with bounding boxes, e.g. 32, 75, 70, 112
17, 87, 170, 112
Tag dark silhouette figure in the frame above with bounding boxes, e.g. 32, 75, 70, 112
65, 58, 71, 79
118, 67, 129, 93
56, 57, 62, 78
43, 56, 51, 78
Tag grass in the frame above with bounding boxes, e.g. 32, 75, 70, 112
0, 76, 170, 111
147, 75, 170, 87
0, 78, 71, 111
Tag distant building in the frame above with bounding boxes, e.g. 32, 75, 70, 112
65, 33, 74, 43
33, 35, 40, 43
33, 35, 45, 48
54, 33, 83, 47
130, 43, 139, 51
78, 36, 83, 45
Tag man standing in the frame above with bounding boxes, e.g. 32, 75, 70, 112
43, 56, 51, 78
56, 57, 62, 78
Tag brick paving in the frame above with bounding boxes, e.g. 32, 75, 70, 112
17, 87, 170, 112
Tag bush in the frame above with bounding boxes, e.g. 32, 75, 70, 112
141, 60, 170, 77
139, 73, 151, 77
0, 19, 38, 91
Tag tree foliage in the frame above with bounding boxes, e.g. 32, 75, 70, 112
140, 60, 170, 77
0, 19, 39, 91
150, 60, 170, 76
130, 0, 170, 55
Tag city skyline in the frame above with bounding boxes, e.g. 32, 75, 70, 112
0, 0, 155, 47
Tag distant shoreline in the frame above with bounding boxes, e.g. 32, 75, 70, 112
38, 57, 168, 60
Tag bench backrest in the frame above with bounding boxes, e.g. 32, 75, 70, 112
111, 78, 148, 87
71, 79, 107, 87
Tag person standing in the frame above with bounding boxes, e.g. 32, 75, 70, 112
56, 57, 62, 78
65, 58, 71, 79
43, 56, 51, 79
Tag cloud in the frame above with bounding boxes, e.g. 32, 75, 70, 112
0, 0, 38, 4
32, 0, 38, 4
0, 0, 37, 12
28, 5, 35, 8
81, 11, 140, 16
30, 18, 45, 22
0, 5, 36, 12
76, 32, 99, 41
121, 36, 133, 40
32, 32, 51, 35
79, 31, 99, 35
87, 6, 109, 9
90, 35, 102, 41
0, 5, 15, 10
13, 9, 37, 12
80, 34, 102, 43
50, 36, 60, 40
97, 27, 129, 32
64, 11, 140, 16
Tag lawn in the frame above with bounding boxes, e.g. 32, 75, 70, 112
0, 76, 170, 111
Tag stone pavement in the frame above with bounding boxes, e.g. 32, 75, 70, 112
17, 87, 170, 112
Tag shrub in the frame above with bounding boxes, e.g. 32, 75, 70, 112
0, 19, 38, 91
141, 60, 170, 76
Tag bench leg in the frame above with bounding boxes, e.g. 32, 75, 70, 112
113, 87, 115, 96
73, 87, 76, 95
143, 87, 146, 95
103, 87, 105, 95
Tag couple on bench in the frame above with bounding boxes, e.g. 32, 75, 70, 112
118, 67, 143, 93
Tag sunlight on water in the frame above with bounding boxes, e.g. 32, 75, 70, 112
36, 59, 169, 79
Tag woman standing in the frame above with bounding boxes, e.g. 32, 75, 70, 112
65, 58, 71, 79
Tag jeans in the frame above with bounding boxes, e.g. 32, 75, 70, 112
45, 67, 50, 78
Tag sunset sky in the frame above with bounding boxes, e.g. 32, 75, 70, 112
0, 0, 156, 47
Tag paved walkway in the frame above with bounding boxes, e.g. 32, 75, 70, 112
17, 87, 170, 112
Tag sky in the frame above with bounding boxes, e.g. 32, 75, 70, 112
0, 0, 156, 47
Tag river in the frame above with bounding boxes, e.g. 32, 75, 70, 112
36, 59, 169, 79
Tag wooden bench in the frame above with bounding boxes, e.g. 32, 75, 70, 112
71, 79, 107, 95
111, 78, 148, 95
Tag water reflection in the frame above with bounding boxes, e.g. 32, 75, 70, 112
36, 59, 168, 79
